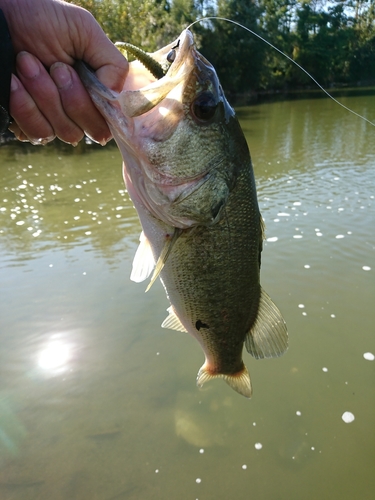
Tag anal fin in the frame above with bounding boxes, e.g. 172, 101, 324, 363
245, 287, 288, 359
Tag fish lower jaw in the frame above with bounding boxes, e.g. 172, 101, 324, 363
196, 363, 252, 399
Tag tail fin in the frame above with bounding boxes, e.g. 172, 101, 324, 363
196, 364, 252, 399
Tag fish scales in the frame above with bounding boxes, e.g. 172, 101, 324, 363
159, 163, 262, 371
76, 29, 288, 398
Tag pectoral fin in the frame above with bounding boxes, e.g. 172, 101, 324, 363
145, 228, 182, 292
130, 231, 155, 283
245, 288, 288, 359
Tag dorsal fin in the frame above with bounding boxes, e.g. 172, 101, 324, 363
245, 287, 288, 359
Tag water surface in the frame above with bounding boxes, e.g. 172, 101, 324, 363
0, 93, 374, 500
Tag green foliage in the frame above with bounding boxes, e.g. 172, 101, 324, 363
69, 0, 375, 92
198, 0, 267, 92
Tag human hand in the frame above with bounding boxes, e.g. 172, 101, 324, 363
1, 0, 128, 145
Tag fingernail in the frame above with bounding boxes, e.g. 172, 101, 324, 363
11, 74, 18, 91
17, 51, 40, 79
30, 136, 56, 146
85, 133, 110, 146
99, 137, 110, 146
50, 62, 72, 90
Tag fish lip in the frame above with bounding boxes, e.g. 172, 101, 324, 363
162, 29, 194, 77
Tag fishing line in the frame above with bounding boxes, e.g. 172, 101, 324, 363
187, 16, 375, 127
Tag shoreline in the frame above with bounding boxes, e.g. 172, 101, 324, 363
226, 83, 375, 106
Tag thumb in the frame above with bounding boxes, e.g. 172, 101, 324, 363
95, 55, 128, 93
80, 22, 128, 92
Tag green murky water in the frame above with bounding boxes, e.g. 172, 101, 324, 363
0, 93, 374, 500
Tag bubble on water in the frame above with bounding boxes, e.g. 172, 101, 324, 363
155, 469, 159, 473
336, 234, 345, 239
252, 422, 256, 426
254, 443, 263, 450
16, 221, 25, 225
267, 237, 278, 242
85, 231, 92, 236
304, 264, 310, 269
302, 312, 307, 316
196, 478, 201, 484
199, 448, 204, 454
293, 202, 301, 206
296, 411, 302, 416
298, 304, 305, 309
311, 447, 315, 451
293, 235, 303, 239
363, 352, 374, 361
322, 367, 328, 372
330, 314, 336, 318
342, 412, 355, 423
242, 464, 247, 470
277, 212, 290, 216
316, 232, 323, 237
74, 198, 80, 202
273, 218, 280, 222
362, 266, 371, 271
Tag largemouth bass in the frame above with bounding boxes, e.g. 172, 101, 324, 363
76, 29, 288, 398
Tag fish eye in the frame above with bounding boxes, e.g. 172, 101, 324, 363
167, 49, 176, 63
191, 92, 218, 122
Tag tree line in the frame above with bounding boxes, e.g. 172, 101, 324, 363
69, 0, 375, 94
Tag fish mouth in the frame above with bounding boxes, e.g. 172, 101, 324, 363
77, 30, 233, 228
75, 29, 208, 125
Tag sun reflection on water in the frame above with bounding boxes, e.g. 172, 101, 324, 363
37, 339, 73, 373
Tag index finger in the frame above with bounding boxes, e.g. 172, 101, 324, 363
50, 62, 112, 145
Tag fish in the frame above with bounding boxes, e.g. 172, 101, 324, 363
76, 29, 288, 398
